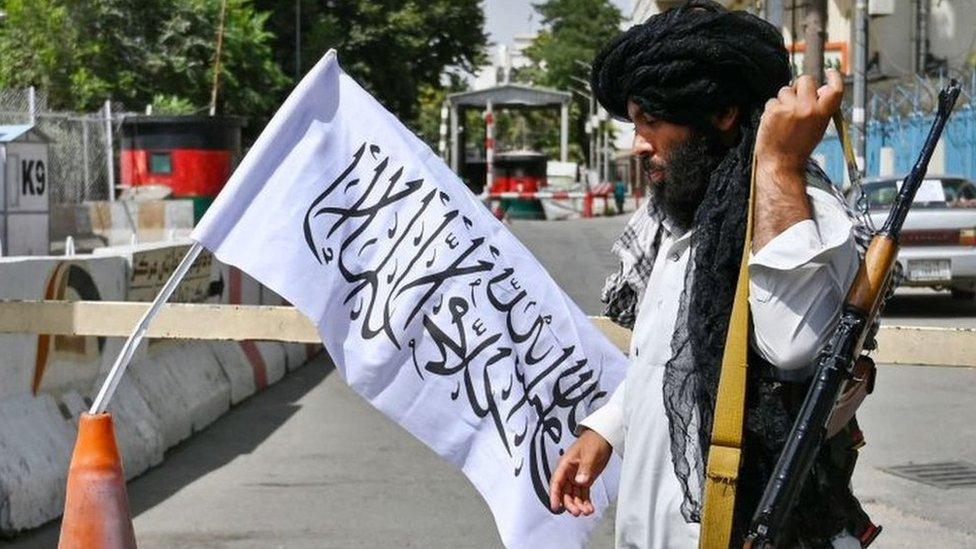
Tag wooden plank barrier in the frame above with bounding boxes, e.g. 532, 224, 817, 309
0, 301, 972, 367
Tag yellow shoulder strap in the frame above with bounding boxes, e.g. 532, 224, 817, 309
698, 156, 757, 548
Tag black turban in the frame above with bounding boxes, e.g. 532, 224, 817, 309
590, 0, 791, 125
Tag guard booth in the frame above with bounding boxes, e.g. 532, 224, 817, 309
492, 150, 549, 219
446, 84, 571, 194
119, 116, 243, 222
0, 125, 50, 256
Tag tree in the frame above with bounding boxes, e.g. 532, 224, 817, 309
414, 73, 469, 149
255, 0, 487, 127
0, 0, 287, 121
519, 0, 622, 164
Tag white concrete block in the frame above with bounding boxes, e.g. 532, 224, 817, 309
208, 341, 257, 405
125, 342, 195, 447
153, 341, 231, 434
0, 394, 74, 532
283, 342, 310, 372
255, 341, 287, 386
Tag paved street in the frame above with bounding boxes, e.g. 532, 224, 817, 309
8, 215, 976, 548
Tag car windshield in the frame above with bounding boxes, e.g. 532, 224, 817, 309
856, 178, 976, 210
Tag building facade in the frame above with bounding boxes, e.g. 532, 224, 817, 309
628, 0, 975, 82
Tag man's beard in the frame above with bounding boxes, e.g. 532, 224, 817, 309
643, 130, 725, 231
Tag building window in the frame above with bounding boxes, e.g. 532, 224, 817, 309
149, 152, 172, 174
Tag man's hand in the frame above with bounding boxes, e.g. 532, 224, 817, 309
548, 429, 612, 517
756, 69, 844, 172
752, 70, 844, 251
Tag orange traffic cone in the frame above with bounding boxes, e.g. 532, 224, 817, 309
58, 413, 137, 549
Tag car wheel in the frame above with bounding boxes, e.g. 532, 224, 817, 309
950, 288, 976, 300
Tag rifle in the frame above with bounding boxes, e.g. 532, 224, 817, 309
743, 80, 962, 548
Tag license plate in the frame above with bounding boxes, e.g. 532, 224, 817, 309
907, 259, 951, 282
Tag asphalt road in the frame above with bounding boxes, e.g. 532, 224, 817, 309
8, 214, 976, 548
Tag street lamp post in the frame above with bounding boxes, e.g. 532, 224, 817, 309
852, 0, 868, 168
599, 107, 610, 184
570, 74, 596, 174
572, 60, 598, 188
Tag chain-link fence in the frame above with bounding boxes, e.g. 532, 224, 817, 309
0, 88, 133, 204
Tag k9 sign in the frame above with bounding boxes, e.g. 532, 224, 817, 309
5, 143, 49, 212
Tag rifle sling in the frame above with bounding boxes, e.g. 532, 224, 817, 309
698, 155, 756, 548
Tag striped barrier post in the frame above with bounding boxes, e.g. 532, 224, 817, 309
484, 101, 494, 193
478, 190, 617, 219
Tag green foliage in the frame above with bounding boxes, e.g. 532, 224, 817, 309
0, 0, 485, 141
522, 0, 622, 91
518, 0, 622, 163
414, 73, 469, 149
0, 0, 287, 122
151, 94, 197, 115
255, 0, 487, 127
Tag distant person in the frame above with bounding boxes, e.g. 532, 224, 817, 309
548, 1, 878, 547
613, 180, 627, 214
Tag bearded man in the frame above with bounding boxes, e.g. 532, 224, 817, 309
548, 2, 877, 547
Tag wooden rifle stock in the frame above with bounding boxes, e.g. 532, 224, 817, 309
846, 236, 896, 314
743, 80, 962, 548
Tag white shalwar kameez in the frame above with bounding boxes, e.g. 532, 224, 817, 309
581, 185, 865, 549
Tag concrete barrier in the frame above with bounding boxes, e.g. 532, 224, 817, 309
50, 200, 195, 254
873, 325, 976, 367
0, 394, 75, 532
0, 242, 321, 534
209, 341, 258, 404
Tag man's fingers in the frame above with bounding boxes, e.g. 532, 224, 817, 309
565, 485, 582, 516
777, 85, 795, 103
549, 456, 577, 511
794, 74, 818, 102
817, 69, 844, 113
549, 473, 564, 511
573, 491, 586, 517
563, 491, 578, 516
580, 486, 595, 516
824, 68, 844, 94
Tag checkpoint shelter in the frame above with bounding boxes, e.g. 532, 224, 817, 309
0, 124, 51, 256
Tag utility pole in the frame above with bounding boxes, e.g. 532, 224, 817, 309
600, 107, 610, 183
295, 0, 302, 81
104, 100, 116, 202
27, 86, 36, 126
915, 0, 930, 74
763, 0, 783, 29
572, 60, 597, 187
589, 98, 597, 181
593, 112, 602, 185
209, 0, 228, 116
852, 0, 868, 168
802, 0, 828, 82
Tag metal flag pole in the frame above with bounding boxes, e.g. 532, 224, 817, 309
89, 242, 205, 414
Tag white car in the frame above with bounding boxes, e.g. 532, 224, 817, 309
852, 175, 976, 299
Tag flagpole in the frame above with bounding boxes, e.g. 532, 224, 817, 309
89, 242, 205, 414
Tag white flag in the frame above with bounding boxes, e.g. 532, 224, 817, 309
192, 50, 626, 548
